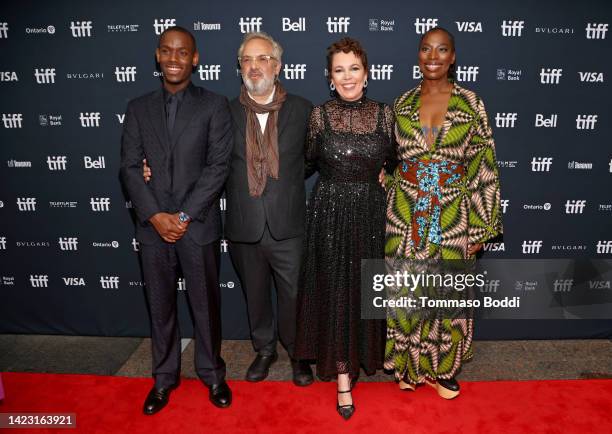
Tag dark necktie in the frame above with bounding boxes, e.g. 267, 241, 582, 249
166, 94, 178, 136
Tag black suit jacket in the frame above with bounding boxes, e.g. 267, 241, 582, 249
120, 84, 232, 245
225, 93, 312, 242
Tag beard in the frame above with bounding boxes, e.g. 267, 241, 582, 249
242, 71, 276, 96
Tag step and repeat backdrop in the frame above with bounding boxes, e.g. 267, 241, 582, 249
1, 0, 611, 339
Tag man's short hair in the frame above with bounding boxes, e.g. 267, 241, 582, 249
237, 32, 283, 63
158, 26, 197, 52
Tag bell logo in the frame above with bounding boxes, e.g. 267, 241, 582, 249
0, 22, 8, 38
84, 156, 105, 169
282, 17, 306, 32
576, 115, 598, 130
34, 68, 56, 84
578, 72, 604, 82
239, 17, 262, 33
495, 113, 518, 128
413, 65, 423, 80
326, 17, 350, 33
456, 21, 482, 32
535, 114, 557, 127
553, 279, 573, 292
17, 197, 37, 211
540, 68, 563, 84
70, 21, 93, 38
370, 64, 393, 80
58, 237, 79, 250
596, 241, 612, 254
585, 23, 608, 39
90, 197, 110, 211
30, 275, 49, 287
114, 66, 137, 82
284, 64, 306, 80
79, 112, 100, 127
47, 156, 67, 170
565, 200, 586, 214
2, 113, 23, 128
414, 18, 438, 34
531, 157, 553, 172
100, 276, 120, 289
501, 20, 524, 37
153, 19, 176, 35
522, 240, 543, 254
198, 65, 221, 81
456, 66, 479, 82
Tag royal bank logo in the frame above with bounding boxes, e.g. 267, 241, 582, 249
107, 24, 139, 32
540, 68, 562, 84
132, 238, 140, 252
25, 25, 55, 35
495, 113, 517, 128
565, 200, 586, 214
49, 201, 77, 208
535, 114, 557, 127
368, 18, 394, 32
284, 64, 306, 80
220, 239, 228, 253
496, 69, 522, 81
47, 156, 67, 170
30, 275, 49, 287
34, 68, 56, 84
58, 237, 78, 251
17, 197, 36, 211
326, 17, 350, 33
193, 21, 221, 31
198, 64, 220, 81
501, 20, 524, 36
522, 240, 543, 254
0, 236, 6, 250
79, 112, 101, 127
1, 276, 15, 286
153, 18, 176, 35
84, 156, 106, 169
7, 160, 32, 168
500, 199, 509, 214
481, 279, 500, 292
414, 18, 438, 34
596, 241, 612, 254
100, 276, 119, 289
576, 115, 598, 130
483, 242, 505, 252
39, 114, 63, 126
553, 279, 573, 292
578, 72, 604, 83
0, 71, 18, 81
567, 161, 592, 170
370, 64, 393, 80
282, 17, 306, 31
63, 277, 86, 286
2, 113, 23, 128
90, 197, 110, 212
456, 21, 482, 32
114, 66, 137, 82
239, 17, 263, 33
0, 22, 8, 38
585, 23, 608, 39
70, 21, 93, 38
456, 66, 479, 82
531, 157, 553, 172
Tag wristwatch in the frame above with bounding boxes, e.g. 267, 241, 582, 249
178, 211, 191, 223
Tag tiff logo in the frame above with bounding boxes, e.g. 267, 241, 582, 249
47, 156, 67, 170
284, 64, 306, 80
500, 199, 509, 214
90, 197, 110, 211
456, 66, 479, 82
481, 279, 500, 293
585, 23, 608, 39
553, 279, 573, 292
132, 238, 140, 252
495, 113, 518, 128
565, 200, 586, 214
34, 68, 56, 84
576, 114, 598, 130
0, 22, 8, 38
370, 64, 393, 80
522, 240, 543, 254
535, 114, 557, 127
0, 237, 6, 249
80, 112, 100, 127
100, 276, 119, 289
414, 18, 438, 34
153, 19, 176, 35
540, 68, 562, 84
58, 237, 78, 250
531, 157, 553, 172
220, 239, 228, 253
2, 113, 23, 128
30, 275, 49, 287
596, 241, 612, 254
501, 20, 524, 37
239, 17, 262, 33
17, 198, 37, 211
282, 17, 305, 32
177, 278, 186, 291
198, 64, 220, 81
70, 21, 93, 38
115, 66, 136, 82
327, 17, 350, 33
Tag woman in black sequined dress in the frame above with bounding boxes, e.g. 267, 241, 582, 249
294, 38, 396, 420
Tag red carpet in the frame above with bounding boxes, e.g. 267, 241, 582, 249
1, 372, 611, 433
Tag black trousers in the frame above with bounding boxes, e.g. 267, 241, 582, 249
229, 225, 302, 358
140, 237, 225, 389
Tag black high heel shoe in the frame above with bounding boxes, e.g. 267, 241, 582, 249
336, 387, 355, 420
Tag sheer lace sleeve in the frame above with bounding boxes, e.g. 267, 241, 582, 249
383, 103, 399, 174
305, 105, 323, 178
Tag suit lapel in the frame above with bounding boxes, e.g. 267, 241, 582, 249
276, 98, 293, 139
170, 84, 200, 151
147, 89, 169, 153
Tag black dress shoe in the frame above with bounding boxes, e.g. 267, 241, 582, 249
143, 386, 173, 415
291, 360, 314, 387
246, 353, 278, 382
336, 388, 355, 420
209, 381, 232, 408
426, 377, 460, 399
438, 377, 460, 392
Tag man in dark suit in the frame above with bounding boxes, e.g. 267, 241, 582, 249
226, 32, 313, 386
120, 26, 232, 414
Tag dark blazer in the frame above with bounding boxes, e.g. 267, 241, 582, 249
120, 84, 233, 245
225, 94, 312, 242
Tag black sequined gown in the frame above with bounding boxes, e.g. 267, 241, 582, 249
295, 97, 396, 380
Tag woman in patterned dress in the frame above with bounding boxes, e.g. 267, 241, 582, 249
383, 27, 503, 399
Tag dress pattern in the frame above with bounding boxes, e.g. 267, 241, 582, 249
295, 97, 395, 380
384, 81, 503, 383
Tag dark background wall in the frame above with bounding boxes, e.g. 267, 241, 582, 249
1, 0, 611, 339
